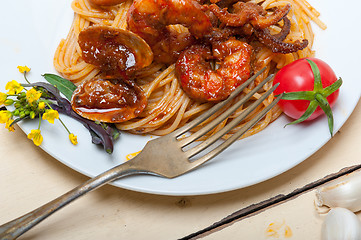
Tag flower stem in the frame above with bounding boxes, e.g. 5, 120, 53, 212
24, 72, 31, 84
58, 117, 71, 134
38, 115, 41, 129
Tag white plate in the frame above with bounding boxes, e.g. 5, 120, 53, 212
1, 0, 360, 196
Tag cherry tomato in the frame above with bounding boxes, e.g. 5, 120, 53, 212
273, 58, 340, 121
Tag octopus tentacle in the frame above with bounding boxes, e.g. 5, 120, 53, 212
248, 4, 291, 29
209, 3, 262, 27
209, 2, 290, 30
208, 2, 307, 54
254, 27, 308, 54
273, 17, 291, 41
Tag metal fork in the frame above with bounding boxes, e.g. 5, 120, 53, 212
0, 69, 282, 240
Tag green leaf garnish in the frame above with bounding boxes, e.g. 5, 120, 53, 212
285, 100, 318, 126
307, 59, 323, 91
315, 93, 334, 137
42, 74, 77, 101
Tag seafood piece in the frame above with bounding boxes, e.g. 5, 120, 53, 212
210, 2, 308, 53
71, 78, 147, 123
210, 2, 290, 29
78, 26, 153, 77
88, 0, 125, 6
127, 0, 213, 64
209, 0, 239, 9
176, 39, 252, 102
272, 17, 291, 41
255, 22, 308, 54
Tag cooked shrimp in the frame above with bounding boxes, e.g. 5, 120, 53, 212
127, 0, 213, 64
175, 39, 252, 102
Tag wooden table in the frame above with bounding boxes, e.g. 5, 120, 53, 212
1, 98, 360, 240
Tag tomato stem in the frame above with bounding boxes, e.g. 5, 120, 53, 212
321, 78, 343, 97
285, 100, 318, 126
315, 93, 334, 137
306, 59, 323, 91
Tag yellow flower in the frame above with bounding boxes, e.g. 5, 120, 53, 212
0, 110, 11, 124
27, 129, 43, 146
5, 119, 15, 132
5, 80, 24, 95
17, 66, 31, 73
0, 92, 7, 105
26, 88, 42, 105
69, 133, 78, 145
38, 101, 46, 110
42, 109, 59, 124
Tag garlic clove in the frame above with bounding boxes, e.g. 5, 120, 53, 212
322, 207, 361, 240
316, 170, 361, 212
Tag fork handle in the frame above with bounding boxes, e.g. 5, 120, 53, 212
0, 159, 146, 240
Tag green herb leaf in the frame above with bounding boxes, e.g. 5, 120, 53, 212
285, 100, 318, 126
321, 78, 343, 97
277, 91, 315, 101
306, 59, 323, 91
315, 93, 334, 137
10, 115, 30, 127
42, 74, 77, 101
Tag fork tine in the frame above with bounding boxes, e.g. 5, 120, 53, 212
185, 83, 281, 159
171, 67, 267, 138
178, 73, 274, 147
193, 92, 283, 165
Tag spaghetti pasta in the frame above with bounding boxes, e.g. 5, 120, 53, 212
54, 0, 325, 139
